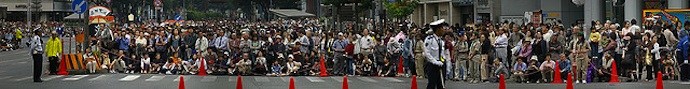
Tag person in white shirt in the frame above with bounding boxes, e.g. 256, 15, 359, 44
359, 29, 375, 57
140, 54, 151, 74
84, 48, 98, 74
195, 32, 209, 56
494, 29, 509, 68
236, 53, 252, 75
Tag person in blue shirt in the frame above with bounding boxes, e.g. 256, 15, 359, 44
512, 58, 527, 83
557, 54, 571, 82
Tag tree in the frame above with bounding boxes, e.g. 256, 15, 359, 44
384, 0, 418, 19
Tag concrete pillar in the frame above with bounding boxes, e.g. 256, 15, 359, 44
422, 3, 428, 24
449, 2, 453, 24
669, 0, 689, 9
584, 0, 602, 37
624, 0, 642, 25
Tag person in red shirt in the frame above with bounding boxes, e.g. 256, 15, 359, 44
344, 33, 356, 76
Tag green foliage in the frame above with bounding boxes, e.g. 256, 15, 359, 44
384, 0, 418, 19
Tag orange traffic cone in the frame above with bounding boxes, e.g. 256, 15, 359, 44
198, 59, 207, 76
289, 77, 296, 89
553, 63, 562, 84
567, 73, 573, 89
609, 61, 619, 84
236, 75, 243, 89
499, 74, 505, 89
656, 71, 663, 89
57, 54, 69, 75
178, 76, 185, 89
342, 76, 349, 89
319, 56, 329, 77
397, 56, 404, 75
411, 75, 418, 89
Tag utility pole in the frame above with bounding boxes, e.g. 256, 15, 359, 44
27, 0, 31, 28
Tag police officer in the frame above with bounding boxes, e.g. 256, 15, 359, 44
30, 30, 44, 82
424, 19, 450, 89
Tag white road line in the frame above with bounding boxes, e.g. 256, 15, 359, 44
306, 77, 325, 82
681, 82, 690, 85
256, 77, 270, 82
356, 77, 378, 83
14, 76, 32, 81
281, 77, 291, 82
119, 75, 141, 81
173, 76, 188, 82
228, 76, 235, 82
330, 76, 350, 82
200, 76, 218, 82
0, 76, 13, 80
63, 75, 88, 81
382, 77, 404, 82
0, 58, 29, 64
43, 75, 65, 81
145, 76, 166, 82
88, 75, 107, 81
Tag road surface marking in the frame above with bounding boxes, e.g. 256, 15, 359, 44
43, 75, 65, 81
281, 77, 291, 82
14, 76, 32, 81
63, 75, 88, 81
356, 77, 378, 83
256, 77, 270, 82
382, 77, 404, 82
200, 76, 218, 82
88, 75, 107, 81
145, 75, 165, 82
0, 76, 13, 80
0, 57, 29, 64
306, 77, 325, 82
119, 75, 140, 81
681, 82, 690, 85
330, 76, 350, 82
228, 76, 235, 82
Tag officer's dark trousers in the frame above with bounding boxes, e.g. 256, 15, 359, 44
425, 63, 443, 89
33, 54, 43, 81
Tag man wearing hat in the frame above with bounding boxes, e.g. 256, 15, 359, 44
424, 19, 451, 89
46, 31, 62, 75
30, 30, 45, 82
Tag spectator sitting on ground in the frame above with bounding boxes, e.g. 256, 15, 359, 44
182, 52, 198, 74
379, 58, 394, 77
270, 61, 283, 76
512, 58, 527, 83
84, 48, 97, 74
151, 53, 163, 74
236, 53, 252, 75
141, 54, 151, 74
540, 55, 556, 83
110, 50, 127, 73
526, 56, 542, 83
286, 54, 301, 76
254, 51, 268, 75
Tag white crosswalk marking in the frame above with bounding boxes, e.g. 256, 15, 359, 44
43, 75, 65, 81
256, 77, 270, 82
119, 75, 141, 81
63, 75, 89, 81
88, 75, 108, 81
0, 76, 13, 80
201, 76, 218, 82
280, 77, 291, 82
14, 76, 32, 81
330, 76, 351, 82
382, 77, 404, 82
228, 76, 235, 82
306, 77, 325, 82
145, 76, 166, 81
173, 76, 188, 82
356, 77, 378, 83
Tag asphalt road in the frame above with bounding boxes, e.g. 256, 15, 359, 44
0, 37, 689, 89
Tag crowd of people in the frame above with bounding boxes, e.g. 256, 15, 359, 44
5, 17, 690, 84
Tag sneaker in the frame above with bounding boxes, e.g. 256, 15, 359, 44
582, 80, 587, 83
576, 80, 580, 84
526, 81, 530, 84
536, 81, 540, 83
165, 71, 172, 75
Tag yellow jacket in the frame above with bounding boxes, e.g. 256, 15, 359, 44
46, 37, 62, 57
15, 29, 22, 39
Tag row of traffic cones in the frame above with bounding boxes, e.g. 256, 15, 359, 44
179, 59, 662, 89
178, 75, 420, 89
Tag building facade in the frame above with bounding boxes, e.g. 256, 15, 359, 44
0, 0, 72, 22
